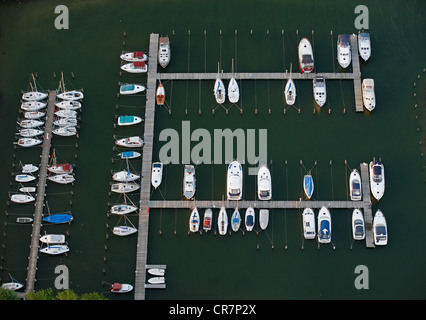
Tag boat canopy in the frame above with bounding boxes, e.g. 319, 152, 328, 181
338, 34, 350, 46
302, 54, 313, 64
119, 116, 135, 123
111, 283, 122, 291
134, 61, 146, 67
121, 84, 135, 91
134, 51, 144, 57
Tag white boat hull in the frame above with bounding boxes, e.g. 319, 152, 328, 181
10, 194, 35, 204
55, 101, 81, 110
120, 62, 148, 73
115, 136, 143, 148
16, 138, 42, 147
111, 183, 140, 193
22, 91, 48, 101
111, 283, 133, 293
369, 160, 385, 201
358, 33, 371, 61
151, 162, 163, 189
214, 78, 226, 104
19, 128, 44, 137
48, 173, 75, 184
227, 161, 243, 200
148, 277, 165, 284
21, 101, 46, 111
350, 169, 362, 201
113, 226, 137, 236
111, 204, 138, 215
313, 76, 326, 107
183, 165, 196, 200
373, 210, 387, 245
113, 170, 140, 182
203, 209, 213, 232
285, 79, 296, 105
148, 268, 165, 276
302, 208, 316, 239
259, 209, 269, 230
2, 282, 24, 291
58, 90, 84, 101
40, 245, 69, 255
218, 207, 228, 235
189, 208, 200, 233
40, 234, 66, 244
257, 165, 272, 200
228, 78, 240, 103
231, 208, 241, 232
298, 38, 314, 73
362, 79, 376, 111
158, 36, 171, 68
120, 51, 148, 62
120, 84, 146, 95
117, 116, 142, 126
337, 34, 351, 68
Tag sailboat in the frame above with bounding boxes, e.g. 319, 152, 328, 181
21, 163, 38, 173
21, 101, 46, 111
183, 165, 196, 200
285, 63, 296, 105
22, 73, 47, 101
317, 206, 331, 243
217, 207, 228, 235
48, 150, 74, 174
113, 226, 137, 236
52, 126, 77, 137
39, 245, 69, 255
18, 128, 44, 137
245, 207, 255, 231
228, 59, 239, 103
55, 110, 78, 118
113, 170, 140, 182
47, 173, 75, 184
24, 111, 45, 119
257, 165, 272, 200
227, 160, 243, 201
2, 274, 24, 291
58, 90, 84, 101
231, 208, 241, 232
15, 138, 42, 147
156, 81, 165, 105
189, 208, 200, 233
349, 169, 362, 201
53, 117, 78, 127
118, 151, 141, 160
259, 209, 269, 230
17, 119, 44, 128
303, 173, 314, 199
120, 51, 148, 62
111, 182, 140, 193
302, 208, 316, 239
151, 162, 163, 189
55, 100, 82, 110
10, 194, 35, 204
111, 204, 138, 215
40, 234, 66, 244
203, 208, 212, 232
214, 62, 226, 104
15, 174, 36, 183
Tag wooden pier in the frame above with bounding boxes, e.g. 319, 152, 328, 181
350, 34, 364, 112
25, 90, 57, 293
360, 162, 374, 248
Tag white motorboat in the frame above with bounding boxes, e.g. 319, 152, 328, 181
19, 187, 36, 193
15, 174, 36, 183
2, 282, 24, 291
245, 207, 255, 231
156, 83, 165, 105
227, 160, 243, 200
118, 151, 141, 160
57, 90, 84, 101
158, 36, 171, 68
113, 170, 140, 182
24, 111, 45, 119
373, 209, 387, 246
112, 226, 137, 236
52, 126, 77, 137
48, 173, 75, 184
298, 37, 314, 73
228, 77, 240, 104
10, 194, 35, 204
231, 208, 241, 232
18, 128, 44, 137
337, 34, 351, 68
17, 119, 44, 128
203, 208, 212, 232
15, 138, 42, 147
148, 268, 165, 276
303, 174, 314, 199
48, 163, 73, 174
350, 169, 362, 201
115, 136, 143, 148
120, 83, 146, 95
22, 164, 38, 173
110, 283, 134, 293
121, 61, 148, 73
40, 234, 66, 244
285, 64, 296, 105
148, 277, 165, 284
117, 115, 143, 126
189, 208, 200, 233
317, 206, 331, 244
151, 162, 163, 189
120, 51, 148, 62
352, 209, 365, 240
55, 100, 81, 110
53, 117, 78, 127
39, 245, 69, 255
183, 164, 196, 200
217, 207, 228, 235
111, 204, 138, 215
21, 101, 46, 111
362, 78, 376, 111
302, 208, 316, 239
55, 110, 78, 118
111, 182, 140, 194
369, 159, 385, 201
313, 76, 327, 107
257, 165, 272, 200
16, 217, 33, 223
358, 32, 371, 61
22, 91, 47, 101
259, 209, 269, 230
214, 77, 226, 104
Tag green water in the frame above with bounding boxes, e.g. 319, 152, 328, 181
0, 0, 425, 300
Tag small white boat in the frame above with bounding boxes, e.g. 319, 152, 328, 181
18, 128, 44, 137
189, 208, 200, 233
373, 209, 387, 246
350, 169, 362, 201
48, 163, 73, 174
111, 182, 140, 193
55, 110, 78, 118
24, 111, 45, 119
121, 61, 148, 73
55, 100, 82, 110
214, 78, 226, 104
19, 187, 36, 193
111, 204, 138, 215
313, 76, 327, 107
358, 32, 371, 61
298, 37, 314, 73
203, 208, 213, 232
257, 165, 272, 200
48, 173, 75, 184
21, 101, 46, 111
227, 160, 243, 201
148, 268, 165, 276
16, 217, 33, 223
302, 208, 316, 239
39, 245, 69, 255
52, 126, 77, 137
218, 207, 228, 235
22, 91, 47, 101
53, 117, 78, 127
110, 283, 133, 293
148, 277, 165, 284
285, 64, 296, 105
362, 79, 376, 112
22, 164, 38, 173
156, 83, 165, 105
259, 209, 269, 230
117, 115, 143, 126
369, 159, 385, 201
120, 51, 148, 62
118, 151, 141, 160
231, 208, 241, 232
15, 174, 36, 183
158, 36, 171, 68
112, 226, 137, 236
2, 282, 24, 291
113, 170, 140, 182
183, 165, 196, 200
10, 194, 35, 204
115, 136, 143, 148
17, 119, 44, 128
337, 34, 351, 68
57, 90, 84, 101
303, 174, 314, 199
40, 234, 66, 244
120, 83, 146, 95
317, 206, 331, 243
352, 209, 365, 240
151, 162, 163, 189
15, 138, 42, 147
245, 207, 255, 231
228, 77, 239, 104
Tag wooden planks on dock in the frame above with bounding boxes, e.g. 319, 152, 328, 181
350, 34, 364, 112
360, 162, 374, 248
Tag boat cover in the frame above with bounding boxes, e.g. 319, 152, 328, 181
133, 51, 144, 57
134, 61, 145, 67
121, 84, 135, 91
302, 54, 313, 64
111, 283, 122, 291
338, 34, 350, 46
119, 116, 135, 123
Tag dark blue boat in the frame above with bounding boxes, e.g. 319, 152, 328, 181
43, 214, 73, 224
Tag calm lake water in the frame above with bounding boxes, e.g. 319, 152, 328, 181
0, 0, 425, 300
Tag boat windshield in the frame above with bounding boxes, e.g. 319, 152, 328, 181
229, 188, 240, 196
302, 54, 313, 65
375, 225, 387, 236
373, 165, 382, 182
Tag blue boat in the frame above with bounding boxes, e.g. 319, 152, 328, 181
43, 214, 73, 224
303, 174, 314, 199
119, 151, 141, 159
317, 206, 331, 243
